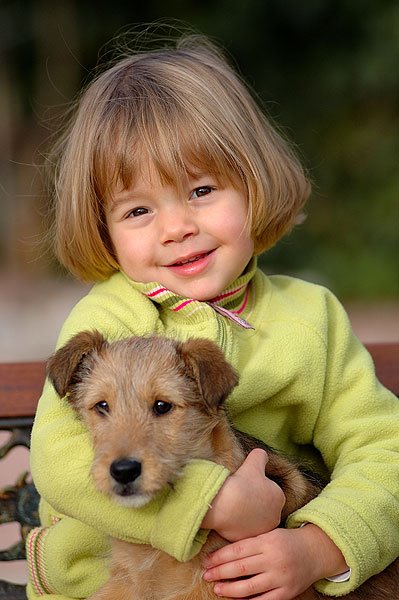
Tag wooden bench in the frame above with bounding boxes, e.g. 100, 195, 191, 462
0, 344, 398, 599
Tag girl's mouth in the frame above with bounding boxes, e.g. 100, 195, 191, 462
165, 250, 216, 276
171, 251, 213, 267
171, 250, 217, 267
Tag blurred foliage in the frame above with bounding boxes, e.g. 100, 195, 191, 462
1, 0, 398, 298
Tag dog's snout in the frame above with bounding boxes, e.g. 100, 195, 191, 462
110, 458, 142, 484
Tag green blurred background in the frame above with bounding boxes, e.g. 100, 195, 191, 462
1, 0, 398, 303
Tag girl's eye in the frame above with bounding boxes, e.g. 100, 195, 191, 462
126, 207, 149, 218
190, 186, 214, 199
153, 400, 173, 416
94, 401, 110, 416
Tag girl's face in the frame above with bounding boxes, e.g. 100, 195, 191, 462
105, 162, 254, 301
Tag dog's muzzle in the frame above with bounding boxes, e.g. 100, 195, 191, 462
109, 458, 152, 507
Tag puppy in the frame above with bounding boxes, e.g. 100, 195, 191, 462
47, 331, 398, 600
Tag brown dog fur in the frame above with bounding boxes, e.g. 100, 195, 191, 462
47, 331, 398, 600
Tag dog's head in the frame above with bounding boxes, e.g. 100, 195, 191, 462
47, 332, 238, 507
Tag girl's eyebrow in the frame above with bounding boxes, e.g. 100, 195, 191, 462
107, 192, 141, 212
109, 181, 152, 204
187, 172, 217, 185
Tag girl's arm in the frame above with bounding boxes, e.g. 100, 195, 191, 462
28, 283, 233, 596
29, 376, 230, 597
201, 286, 399, 598
31, 377, 229, 560
29, 398, 285, 599
287, 291, 399, 595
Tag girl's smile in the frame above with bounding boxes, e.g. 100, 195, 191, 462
164, 249, 216, 275
105, 165, 254, 301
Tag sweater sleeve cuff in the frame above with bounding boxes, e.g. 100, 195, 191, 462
26, 527, 57, 596
286, 494, 379, 595
298, 522, 351, 583
150, 459, 230, 561
26, 516, 110, 598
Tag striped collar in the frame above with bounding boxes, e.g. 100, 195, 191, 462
128, 257, 256, 329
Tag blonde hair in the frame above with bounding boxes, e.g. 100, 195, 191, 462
51, 34, 311, 282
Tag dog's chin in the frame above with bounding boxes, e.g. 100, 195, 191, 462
111, 486, 154, 508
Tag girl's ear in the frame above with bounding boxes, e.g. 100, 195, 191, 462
177, 338, 239, 411
47, 330, 107, 398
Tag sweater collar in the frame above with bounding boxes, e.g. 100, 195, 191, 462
125, 257, 257, 329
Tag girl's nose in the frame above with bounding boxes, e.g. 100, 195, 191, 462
160, 205, 199, 245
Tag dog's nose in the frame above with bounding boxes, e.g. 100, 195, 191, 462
110, 458, 142, 484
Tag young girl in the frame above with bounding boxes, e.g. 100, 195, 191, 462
27, 34, 399, 600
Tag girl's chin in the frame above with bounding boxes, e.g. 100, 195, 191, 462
166, 283, 222, 301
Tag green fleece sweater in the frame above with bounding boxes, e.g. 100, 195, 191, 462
27, 261, 399, 598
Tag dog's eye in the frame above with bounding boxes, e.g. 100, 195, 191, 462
94, 401, 110, 416
153, 400, 173, 416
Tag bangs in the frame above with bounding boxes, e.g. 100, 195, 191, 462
91, 75, 244, 202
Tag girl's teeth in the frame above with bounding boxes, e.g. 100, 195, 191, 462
177, 255, 202, 266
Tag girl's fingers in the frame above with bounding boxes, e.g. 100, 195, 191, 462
204, 554, 264, 582
203, 538, 259, 569
241, 448, 269, 474
213, 572, 275, 598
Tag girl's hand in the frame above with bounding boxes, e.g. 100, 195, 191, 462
203, 525, 348, 600
202, 449, 286, 541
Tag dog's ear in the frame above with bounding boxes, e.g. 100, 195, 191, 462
47, 330, 107, 398
178, 338, 238, 410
